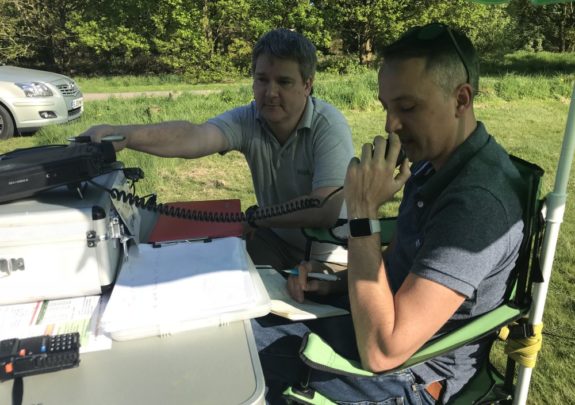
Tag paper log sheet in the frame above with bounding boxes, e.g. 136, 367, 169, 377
100, 237, 257, 334
0, 295, 111, 353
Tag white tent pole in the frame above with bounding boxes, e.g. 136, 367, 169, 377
513, 83, 575, 405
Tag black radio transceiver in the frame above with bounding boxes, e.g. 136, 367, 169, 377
0, 333, 80, 381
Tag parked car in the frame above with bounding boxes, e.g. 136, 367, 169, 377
0, 66, 83, 140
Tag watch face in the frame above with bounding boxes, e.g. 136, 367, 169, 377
349, 219, 372, 237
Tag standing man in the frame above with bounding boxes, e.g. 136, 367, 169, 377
82, 29, 354, 270
256, 23, 526, 404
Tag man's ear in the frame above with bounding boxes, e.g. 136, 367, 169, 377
305, 76, 314, 96
455, 83, 473, 116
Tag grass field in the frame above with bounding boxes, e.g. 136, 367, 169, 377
1, 69, 574, 403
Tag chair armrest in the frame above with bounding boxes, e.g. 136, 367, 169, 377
298, 332, 374, 377
401, 303, 527, 369
298, 303, 528, 377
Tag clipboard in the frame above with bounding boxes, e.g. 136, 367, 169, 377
100, 237, 271, 340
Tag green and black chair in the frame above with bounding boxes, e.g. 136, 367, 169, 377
285, 155, 545, 405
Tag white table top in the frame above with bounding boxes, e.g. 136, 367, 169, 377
0, 320, 265, 405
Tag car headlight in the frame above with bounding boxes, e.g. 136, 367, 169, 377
15, 82, 54, 97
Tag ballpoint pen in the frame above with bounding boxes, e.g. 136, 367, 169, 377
282, 268, 340, 281
284, 239, 340, 281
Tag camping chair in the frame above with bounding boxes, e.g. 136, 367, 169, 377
284, 155, 545, 405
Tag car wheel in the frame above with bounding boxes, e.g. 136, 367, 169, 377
0, 104, 15, 140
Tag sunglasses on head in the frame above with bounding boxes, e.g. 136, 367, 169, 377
411, 23, 470, 84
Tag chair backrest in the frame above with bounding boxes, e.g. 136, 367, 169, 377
506, 155, 545, 307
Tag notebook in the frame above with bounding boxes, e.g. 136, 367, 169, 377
256, 266, 349, 321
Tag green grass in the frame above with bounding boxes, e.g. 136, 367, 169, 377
1, 71, 574, 404
483, 51, 575, 76
76, 74, 252, 94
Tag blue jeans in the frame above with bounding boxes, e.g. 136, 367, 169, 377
252, 296, 436, 405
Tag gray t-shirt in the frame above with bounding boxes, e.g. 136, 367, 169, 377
208, 97, 354, 260
386, 122, 525, 402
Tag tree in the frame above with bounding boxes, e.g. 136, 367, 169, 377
315, 0, 416, 65
417, 0, 513, 56
509, 0, 575, 52
197, 0, 331, 76
0, 0, 84, 72
0, 0, 571, 76
0, 1, 29, 64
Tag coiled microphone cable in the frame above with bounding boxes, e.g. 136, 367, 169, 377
91, 167, 343, 223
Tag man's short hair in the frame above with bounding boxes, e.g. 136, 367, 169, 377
252, 29, 317, 82
382, 23, 479, 96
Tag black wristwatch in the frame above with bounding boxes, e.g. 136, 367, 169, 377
245, 204, 259, 228
348, 218, 381, 238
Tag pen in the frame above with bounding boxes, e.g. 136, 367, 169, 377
282, 268, 340, 281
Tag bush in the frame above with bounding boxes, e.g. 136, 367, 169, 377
317, 54, 371, 75
314, 70, 380, 111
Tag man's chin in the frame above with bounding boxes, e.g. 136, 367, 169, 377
260, 110, 285, 123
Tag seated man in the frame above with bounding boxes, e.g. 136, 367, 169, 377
253, 23, 525, 404
82, 28, 354, 270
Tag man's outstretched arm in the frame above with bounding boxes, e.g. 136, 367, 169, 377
81, 121, 229, 159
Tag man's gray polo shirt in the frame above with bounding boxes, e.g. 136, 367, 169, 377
386, 122, 526, 402
208, 96, 354, 260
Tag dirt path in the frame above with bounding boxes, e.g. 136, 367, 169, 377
83, 89, 221, 101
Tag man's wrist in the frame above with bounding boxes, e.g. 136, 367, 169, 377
346, 202, 379, 219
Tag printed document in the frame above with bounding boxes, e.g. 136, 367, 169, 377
0, 295, 112, 353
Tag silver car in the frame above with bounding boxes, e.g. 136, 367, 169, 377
0, 66, 83, 140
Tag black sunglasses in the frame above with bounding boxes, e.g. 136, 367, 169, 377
413, 23, 470, 84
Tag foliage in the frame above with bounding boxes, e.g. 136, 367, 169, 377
419, 0, 515, 56
310, 0, 514, 63
507, 0, 575, 52
0, 0, 85, 72
317, 54, 372, 75
312, 0, 410, 65
1, 0, 574, 77
0, 1, 28, 63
